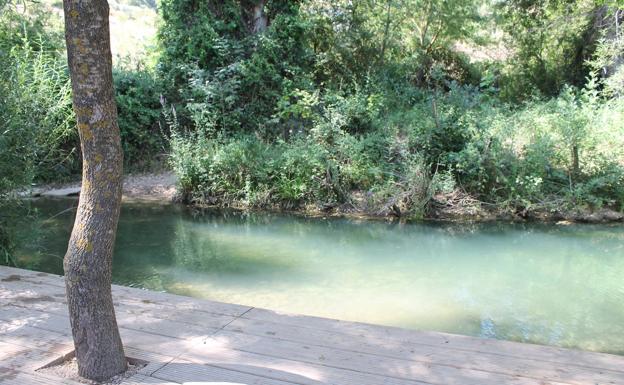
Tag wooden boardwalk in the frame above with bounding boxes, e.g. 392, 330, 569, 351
1, 265, 623, 385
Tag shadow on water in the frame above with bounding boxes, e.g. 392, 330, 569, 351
6, 197, 624, 354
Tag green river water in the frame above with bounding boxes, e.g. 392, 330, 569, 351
9, 198, 624, 354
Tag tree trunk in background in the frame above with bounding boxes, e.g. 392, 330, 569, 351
253, 0, 268, 33
379, 0, 392, 65
571, 144, 580, 180
243, 0, 268, 34
591, 6, 623, 83
62, 0, 127, 381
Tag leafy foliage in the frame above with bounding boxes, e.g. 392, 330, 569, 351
160, 0, 624, 217
0, 10, 76, 187
114, 67, 167, 170
0, 5, 73, 256
1, 0, 624, 226
497, 0, 604, 99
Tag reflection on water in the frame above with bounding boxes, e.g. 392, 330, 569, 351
10, 198, 624, 354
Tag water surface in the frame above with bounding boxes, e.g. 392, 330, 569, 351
10, 198, 624, 354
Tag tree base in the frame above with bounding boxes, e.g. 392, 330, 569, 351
37, 350, 147, 384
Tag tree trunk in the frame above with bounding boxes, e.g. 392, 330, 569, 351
571, 144, 580, 180
252, 0, 268, 34
378, 0, 392, 65
241, 0, 267, 34
62, 0, 127, 381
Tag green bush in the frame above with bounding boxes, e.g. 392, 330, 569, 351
2, 0, 622, 227
169, 70, 624, 217
170, 133, 334, 208
0, 36, 77, 185
114, 67, 166, 170
0, 7, 72, 257
497, 0, 597, 100
158, 0, 312, 138
449, 86, 624, 209
168, 92, 441, 217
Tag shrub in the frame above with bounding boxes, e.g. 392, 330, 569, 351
114, 67, 166, 170
169, 78, 624, 217
0, 36, 77, 184
449, 86, 624, 209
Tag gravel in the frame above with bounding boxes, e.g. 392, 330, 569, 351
38, 358, 146, 385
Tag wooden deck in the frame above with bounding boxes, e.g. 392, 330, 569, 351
1, 265, 623, 385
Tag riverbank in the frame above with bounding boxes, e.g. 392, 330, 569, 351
25, 172, 178, 203
301, 201, 624, 224
185, 187, 624, 224
27, 172, 624, 224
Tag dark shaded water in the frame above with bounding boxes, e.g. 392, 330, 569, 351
9, 198, 624, 354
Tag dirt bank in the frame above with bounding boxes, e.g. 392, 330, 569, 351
29, 172, 178, 202
121, 172, 178, 202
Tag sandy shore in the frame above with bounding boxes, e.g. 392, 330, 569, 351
29, 172, 178, 202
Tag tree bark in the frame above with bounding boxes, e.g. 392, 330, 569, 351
379, 0, 392, 65
62, 0, 127, 381
252, 0, 268, 34
242, 0, 268, 34
571, 144, 580, 180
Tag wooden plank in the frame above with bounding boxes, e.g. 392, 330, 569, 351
0, 306, 430, 385
0, 299, 219, 342
0, 280, 238, 334
2, 265, 623, 385
111, 284, 252, 318
0, 315, 178, 381
0, 341, 41, 359
0, 289, 230, 341
0, 341, 61, 372
243, 307, 624, 373
178, 343, 429, 385
0, 369, 84, 385
0, 336, 423, 385
206, 330, 578, 385
0, 302, 424, 385
0, 324, 174, 377
223, 317, 624, 385
0, 341, 82, 384
123, 374, 180, 385
124, 346, 177, 377
0, 305, 431, 385
152, 358, 308, 385
1, 349, 66, 374
7, 265, 624, 379
0, 266, 251, 317
0, 267, 65, 288
0, 304, 72, 335
0, 304, 187, 358
0, 325, 73, 352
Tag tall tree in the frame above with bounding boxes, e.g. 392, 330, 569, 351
242, 0, 268, 34
62, 0, 127, 380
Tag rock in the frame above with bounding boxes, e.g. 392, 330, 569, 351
576, 213, 602, 223
574, 209, 623, 223
600, 209, 624, 222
